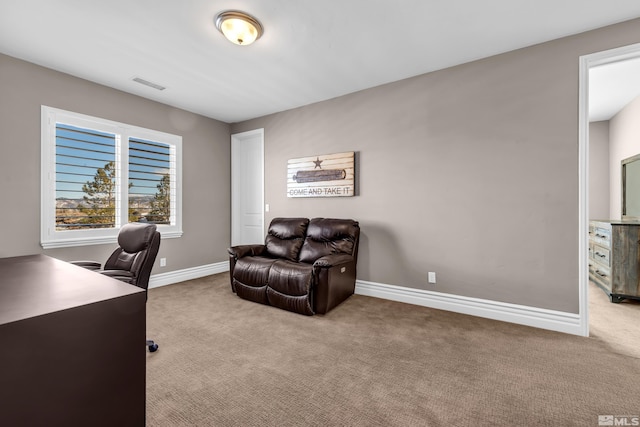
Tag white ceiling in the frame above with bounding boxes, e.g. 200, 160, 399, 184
589, 57, 640, 121
2, 0, 640, 123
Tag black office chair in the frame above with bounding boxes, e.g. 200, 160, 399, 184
72, 222, 161, 352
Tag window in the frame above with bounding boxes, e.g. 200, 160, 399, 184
41, 106, 182, 248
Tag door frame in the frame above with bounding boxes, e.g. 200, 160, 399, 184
578, 42, 640, 337
231, 128, 264, 246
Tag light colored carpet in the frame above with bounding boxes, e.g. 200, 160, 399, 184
589, 280, 640, 358
146, 274, 640, 426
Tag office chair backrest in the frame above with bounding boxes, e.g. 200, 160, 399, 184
104, 222, 161, 291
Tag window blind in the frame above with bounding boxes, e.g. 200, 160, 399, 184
55, 124, 116, 230
128, 137, 172, 224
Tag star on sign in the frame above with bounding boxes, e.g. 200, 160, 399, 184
313, 157, 323, 169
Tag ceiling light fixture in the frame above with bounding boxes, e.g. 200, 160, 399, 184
215, 10, 263, 46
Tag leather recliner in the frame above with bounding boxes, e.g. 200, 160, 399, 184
228, 217, 360, 315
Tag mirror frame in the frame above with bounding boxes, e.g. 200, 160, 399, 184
621, 152, 640, 221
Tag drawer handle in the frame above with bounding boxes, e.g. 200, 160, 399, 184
595, 233, 609, 239
596, 253, 606, 258
596, 270, 608, 277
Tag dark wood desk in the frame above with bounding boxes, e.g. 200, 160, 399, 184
0, 254, 146, 426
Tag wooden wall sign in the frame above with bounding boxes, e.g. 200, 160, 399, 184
287, 151, 355, 198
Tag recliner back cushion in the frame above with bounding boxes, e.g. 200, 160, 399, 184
298, 218, 359, 263
265, 217, 310, 261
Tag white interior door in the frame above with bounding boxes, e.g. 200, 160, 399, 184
231, 129, 264, 246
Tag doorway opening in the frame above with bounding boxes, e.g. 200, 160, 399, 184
579, 43, 640, 352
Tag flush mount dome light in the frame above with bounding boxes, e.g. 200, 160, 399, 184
215, 10, 263, 46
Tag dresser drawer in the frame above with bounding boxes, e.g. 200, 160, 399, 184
592, 225, 611, 248
591, 265, 611, 290
592, 244, 610, 267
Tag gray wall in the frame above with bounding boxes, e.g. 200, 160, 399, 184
4, 18, 640, 314
231, 18, 640, 313
0, 53, 231, 273
589, 121, 610, 220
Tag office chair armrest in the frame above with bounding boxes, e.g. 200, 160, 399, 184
99, 269, 135, 284
70, 260, 102, 271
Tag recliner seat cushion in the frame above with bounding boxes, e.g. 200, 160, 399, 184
232, 256, 277, 305
264, 217, 309, 261
266, 260, 314, 315
298, 218, 359, 263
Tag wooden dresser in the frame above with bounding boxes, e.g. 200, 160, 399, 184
589, 220, 640, 303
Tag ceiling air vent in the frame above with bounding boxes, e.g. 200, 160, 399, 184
132, 77, 166, 91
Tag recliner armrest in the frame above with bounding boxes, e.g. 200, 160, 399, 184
227, 244, 266, 294
228, 244, 266, 260
99, 269, 135, 284
313, 254, 355, 269
70, 260, 102, 271
312, 253, 357, 314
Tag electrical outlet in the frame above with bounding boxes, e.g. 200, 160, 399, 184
428, 272, 436, 284
265, 203, 270, 212
160, 258, 166, 267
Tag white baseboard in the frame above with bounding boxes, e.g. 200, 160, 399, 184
149, 261, 229, 289
149, 263, 582, 336
355, 280, 583, 336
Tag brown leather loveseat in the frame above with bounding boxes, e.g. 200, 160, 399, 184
227, 217, 360, 315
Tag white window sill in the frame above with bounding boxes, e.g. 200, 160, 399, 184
41, 230, 183, 249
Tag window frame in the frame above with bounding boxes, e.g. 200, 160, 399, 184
41, 106, 183, 249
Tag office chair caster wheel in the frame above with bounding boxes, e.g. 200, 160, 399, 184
148, 343, 158, 352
